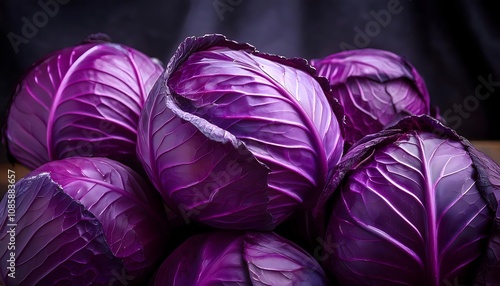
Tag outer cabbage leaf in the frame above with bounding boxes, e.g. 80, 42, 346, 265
311, 48, 431, 149
152, 232, 250, 285
243, 232, 329, 285
5, 37, 163, 170
0, 174, 124, 285
318, 115, 499, 286
137, 34, 344, 230
465, 138, 500, 286
29, 157, 169, 279
137, 73, 273, 229
152, 231, 329, 285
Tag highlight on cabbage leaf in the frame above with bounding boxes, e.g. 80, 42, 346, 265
4, 34, 163, 171
311, 48, 439, 150
314, 115, 500, 286
152, 230, 330, 285
137, 34, 345, 230
0, 157, 170, 285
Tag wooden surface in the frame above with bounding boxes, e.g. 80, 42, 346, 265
1, 141, 499, 199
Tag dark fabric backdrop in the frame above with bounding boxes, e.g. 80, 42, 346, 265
1, 0, 499, 159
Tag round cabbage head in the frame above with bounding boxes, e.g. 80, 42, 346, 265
5, 34, 163, 171
137, 34, 345, 230
0, 157, 170, 285
315, 115, 500, 285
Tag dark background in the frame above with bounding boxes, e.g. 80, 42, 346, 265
1, 0, 499, 167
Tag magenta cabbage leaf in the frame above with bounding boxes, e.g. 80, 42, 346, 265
311, 48, 434, 149
152, 231, 329, 285
0, 173, 124, 285
316, 115, 500, 286
5, 35, 163, 170
137, 34, 344, 230
0, 157, 169, 285
27, 157, 170, 281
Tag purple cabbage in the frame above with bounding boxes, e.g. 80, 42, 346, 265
0, 157, 170, 285
4, 35, 163, 171
311, 49, 435, 149
137, 34, 344, 230
152, 231, 329, 285
315, 115, 500, 285
0, 174, 123, 285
